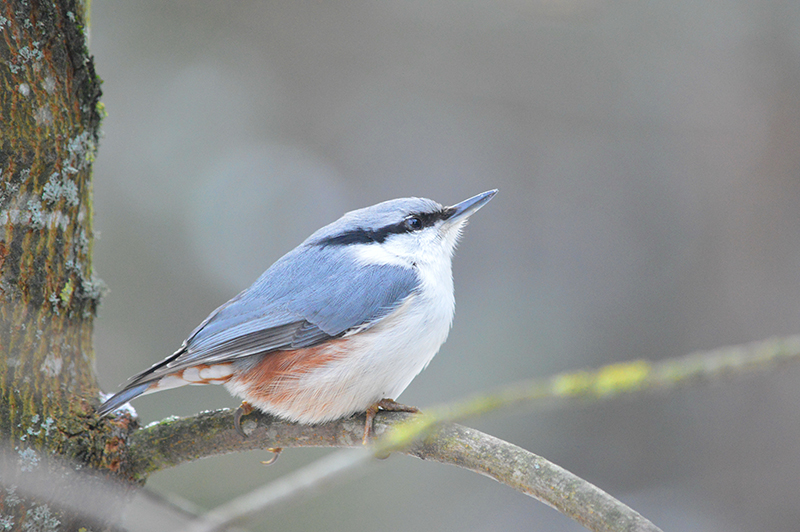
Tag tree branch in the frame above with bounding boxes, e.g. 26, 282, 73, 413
130, 410, 660, 532
389, 335, 800, 431
123, 335, 800, 531
128, 335, 800, 476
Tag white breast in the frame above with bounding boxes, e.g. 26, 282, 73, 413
341, 239, 456, 404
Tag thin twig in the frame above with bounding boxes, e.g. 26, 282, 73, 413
401, 334, 800, 436
184, 449, 372, 532
0, 447, 195, 531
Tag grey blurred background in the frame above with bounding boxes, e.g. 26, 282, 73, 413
91, 1, 800, 531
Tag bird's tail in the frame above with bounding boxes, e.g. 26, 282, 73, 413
97, 382, 151, 416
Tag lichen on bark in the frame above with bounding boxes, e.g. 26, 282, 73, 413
0, 1, 112, 529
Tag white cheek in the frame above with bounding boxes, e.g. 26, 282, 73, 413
351, 242, 409, 267
350, 227, 456, 268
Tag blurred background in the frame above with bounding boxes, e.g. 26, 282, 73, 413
91, 1, 800, 531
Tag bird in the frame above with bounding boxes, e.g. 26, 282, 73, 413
98, 189, 497, 446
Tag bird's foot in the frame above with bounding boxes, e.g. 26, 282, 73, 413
261, 447, 283, 465
363, 398, 419, 445
233, 401, 254, 438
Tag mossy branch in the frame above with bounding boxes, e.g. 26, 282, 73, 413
393, 334, 800, 434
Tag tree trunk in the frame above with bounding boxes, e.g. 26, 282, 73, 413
0, 1, 119, 529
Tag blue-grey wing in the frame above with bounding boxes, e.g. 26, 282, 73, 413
124, 245, 418, 385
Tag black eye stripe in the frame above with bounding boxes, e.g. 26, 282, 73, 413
317, 209, 452, 247
410, 210, 447, 228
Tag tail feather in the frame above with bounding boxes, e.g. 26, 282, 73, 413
97, 382, 151, 416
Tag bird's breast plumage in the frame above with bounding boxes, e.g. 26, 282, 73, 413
223, 253, 456, 424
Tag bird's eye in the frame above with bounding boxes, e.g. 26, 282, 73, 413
405, 216, 423, 231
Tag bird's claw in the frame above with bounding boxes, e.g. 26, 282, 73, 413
363, 398, 419, 446
261, 447, 283, 465
233, 401, 254, 438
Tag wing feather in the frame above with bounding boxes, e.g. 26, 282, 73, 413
122, 244, 418, 386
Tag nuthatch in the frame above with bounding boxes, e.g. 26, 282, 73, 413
99, 190, 497, 444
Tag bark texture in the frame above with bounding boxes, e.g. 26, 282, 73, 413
0, 1, 114, 530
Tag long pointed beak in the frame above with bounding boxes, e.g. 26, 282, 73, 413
445, 189, 498, 224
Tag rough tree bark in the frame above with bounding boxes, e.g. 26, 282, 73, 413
0, 1, 120, 530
